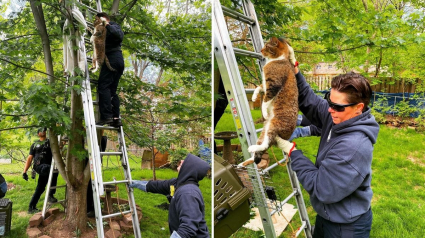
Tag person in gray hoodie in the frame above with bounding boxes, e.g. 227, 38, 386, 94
130, 154, 210, 238
277, 68, 379, 238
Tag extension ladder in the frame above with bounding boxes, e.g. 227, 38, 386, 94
42, 2, 141, 238
213, 0, 312, 237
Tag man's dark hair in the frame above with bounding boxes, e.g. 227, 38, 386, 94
96, 12, 110, 21
331, 72, 372, 112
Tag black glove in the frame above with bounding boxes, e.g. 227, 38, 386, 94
22, 173, 28, 181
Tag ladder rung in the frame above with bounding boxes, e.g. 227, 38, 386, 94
100, 152, 122, 156
50, 185, 66, 189
102, 210, 131, 219
96, 125, 119, 130
260, 157, 287, 174
103, 180, 129, 186
245, 89, 255, 94
221, 5, 254, 25
93, 101, 98, 105
296, 221, 307, 237
280, 190, 297, 206
75, 2, 99, 14
233, 48, 263, 59
256, 128, 262, 133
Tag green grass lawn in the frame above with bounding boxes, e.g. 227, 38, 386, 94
0, 156, 212, 238
215, 108, 425, 238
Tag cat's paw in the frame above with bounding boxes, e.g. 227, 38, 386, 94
287, 44, 297, 65
248, 145, 263, 153
252, 86, 262, 102
261, 104, 268, 119
238, 158, 255, 167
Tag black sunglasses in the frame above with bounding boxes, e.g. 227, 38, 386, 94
324, 92, 358, 112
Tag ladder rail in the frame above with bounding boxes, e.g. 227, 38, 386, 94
117, 126, 141, 237
214, 1, 276, 237
41, 158, 56, 219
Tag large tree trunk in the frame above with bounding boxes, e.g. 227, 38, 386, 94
66, 171, 90, 229
65, 8, 90, 230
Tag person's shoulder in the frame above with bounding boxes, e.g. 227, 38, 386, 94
175, 184, 202, 197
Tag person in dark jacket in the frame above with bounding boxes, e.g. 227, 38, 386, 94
95, 12, 125, 127
130, 154, 211, 238
22, 128, 59, 213
0, 173, 7, 199
277, 67, 379, 237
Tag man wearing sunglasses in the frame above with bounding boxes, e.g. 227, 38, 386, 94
277, 65, 379, 238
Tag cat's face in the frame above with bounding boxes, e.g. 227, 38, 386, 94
93, 17, 103, 26
261, 37, 290, 59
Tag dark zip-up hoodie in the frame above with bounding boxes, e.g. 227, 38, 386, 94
147, 154, 211, 237
290, 72, 380, 223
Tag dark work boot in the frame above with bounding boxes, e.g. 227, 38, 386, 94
111, 118, 123, 127
48, 195, 58, 203
28, 207, 40, 214
96, 118, 113, 126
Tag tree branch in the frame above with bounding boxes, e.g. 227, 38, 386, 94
295, 43, 374, 54
0, 125, 39, 131
0, 113, 29, 117
0, 57, 69, 85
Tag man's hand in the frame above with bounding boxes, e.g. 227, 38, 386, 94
276, 137, 297, 157
100, 17, 109, 25
22, 172, 28, 181
129, 180, 148, 192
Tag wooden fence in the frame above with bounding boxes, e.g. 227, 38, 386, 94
305, 75, 422, 93
104, 135, 212, 157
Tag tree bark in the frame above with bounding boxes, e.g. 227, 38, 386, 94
111, 0, 120, 15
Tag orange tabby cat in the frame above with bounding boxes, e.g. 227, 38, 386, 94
241, 37, 298, 167
89, 17, 116, 73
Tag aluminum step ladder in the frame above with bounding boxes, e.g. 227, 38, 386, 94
213, 0, 312, 237
42, 1, 141, 237
81, 3, 141, 238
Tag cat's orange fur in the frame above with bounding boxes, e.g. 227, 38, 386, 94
241, 37, 298, 167
89, 17, 116, 73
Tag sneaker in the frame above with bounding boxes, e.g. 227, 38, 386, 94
48, 196, 58, 203
28, 207, 40, 214
96, 118, 113, 126
111, 118, 123, 127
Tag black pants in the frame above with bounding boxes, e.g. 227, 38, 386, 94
29, 166, 58, 209
313, 208, 373, 238
98, 51, 125, 120
214, 78, 228, 154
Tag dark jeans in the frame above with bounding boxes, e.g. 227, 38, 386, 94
313, 208, 372, 238
213, 78, 228, 154
29, 167, 58, 209
98, 51, 124, 120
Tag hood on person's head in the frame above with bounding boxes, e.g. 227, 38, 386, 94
176, 153, 210, 187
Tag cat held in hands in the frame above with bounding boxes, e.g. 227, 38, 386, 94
240, 37, 298, 167
89, 17, 116, 73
